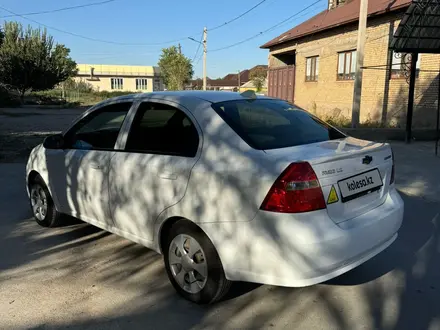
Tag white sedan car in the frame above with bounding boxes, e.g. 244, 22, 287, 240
26, 91, 404, 304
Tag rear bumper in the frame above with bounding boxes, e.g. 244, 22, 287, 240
205, 188, 404, 287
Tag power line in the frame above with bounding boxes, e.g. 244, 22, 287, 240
210, 0, 324, 52
0, 0, 286, 50
263, 0, 325, 34
0, 1, 278, 48
0, 0, 115, 18
0, 6, 188, 46
208, 0, 268, 31
195, 53, 203, 65
192, 32, 203, 62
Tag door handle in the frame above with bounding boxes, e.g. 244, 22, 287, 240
158, 171, 177, 180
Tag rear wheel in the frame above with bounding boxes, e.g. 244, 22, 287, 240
164, 221, 231, 304
29, 175, 62, 227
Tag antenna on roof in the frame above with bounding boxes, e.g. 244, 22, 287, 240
240, 90, 257, 99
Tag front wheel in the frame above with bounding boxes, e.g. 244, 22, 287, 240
164, 221, 231, 304
29, 176, 62, 227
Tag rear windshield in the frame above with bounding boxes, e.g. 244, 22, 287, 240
211, 99, 346, 150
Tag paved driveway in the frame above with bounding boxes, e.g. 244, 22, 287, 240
0, 108, 439, 329
0, 142, 439, 330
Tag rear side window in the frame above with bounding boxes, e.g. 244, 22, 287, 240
125, 102, 199, 157
211, 99, 345, 150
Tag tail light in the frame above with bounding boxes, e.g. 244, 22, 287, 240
260, 162, 326, 213
390, 150, 395, 184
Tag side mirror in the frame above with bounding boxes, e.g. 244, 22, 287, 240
43, 134, 65, 149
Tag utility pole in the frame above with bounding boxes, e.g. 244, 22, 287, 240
178, 43, 182, 54
203, 27, 207, 91
238, 70, 241, 92
351, 0, 368, 128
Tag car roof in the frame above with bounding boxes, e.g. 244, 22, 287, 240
102, 91, 272, 105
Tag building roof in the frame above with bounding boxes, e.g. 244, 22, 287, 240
241, 78, 268, 89
223, 70, 249, 82
222, 65, 268, 82
391, 0, 440, 53
188, 78, 239, 88
77, 64, 159, 76
261, 0, 412, 49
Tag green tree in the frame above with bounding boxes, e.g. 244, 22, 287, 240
0, 22, 77, 102
158, 46, 193, 90
250, 66, 267, 93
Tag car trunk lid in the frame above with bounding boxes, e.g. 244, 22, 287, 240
264, 137, 393, 223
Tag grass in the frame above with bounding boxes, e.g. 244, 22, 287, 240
28, 90, 141, 107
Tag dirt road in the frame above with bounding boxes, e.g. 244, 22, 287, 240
0, 107, 84, 162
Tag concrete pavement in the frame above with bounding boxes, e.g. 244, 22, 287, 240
0, 143, 439, 329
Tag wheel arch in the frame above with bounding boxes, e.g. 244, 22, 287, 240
157, 217, 220, 260
26, 170, 60, 211
27, 170, 41, 186
27, 170, 42, 195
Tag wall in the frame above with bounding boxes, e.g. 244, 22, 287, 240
268, 12, 440, 128
74, 76, 156, 92
76, 64, 158, 76
74, 64, 163, 92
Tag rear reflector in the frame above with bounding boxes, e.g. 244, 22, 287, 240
260, 162, 326, 213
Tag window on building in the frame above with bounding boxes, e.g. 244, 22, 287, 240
390, 52, 420, 79
136, 78, 148, 90
306, 56, 319, 82
337, 50, 356, 80
111, 78, 123, 90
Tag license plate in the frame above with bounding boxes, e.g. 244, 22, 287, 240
337, 169, 383, 202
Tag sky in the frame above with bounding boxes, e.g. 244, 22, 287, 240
0, 0, 327, 78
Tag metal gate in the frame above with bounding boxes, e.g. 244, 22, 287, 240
268, 65, 295, 103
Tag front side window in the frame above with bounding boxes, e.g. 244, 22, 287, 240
111, 78, 123, 90
337, 50, 356, 80
136, 78, 148, 90
125, 102, 199, 157
390, 52, 420, 79
64, 102, 131, 150
211, 99, 345, 150
306, 56, 319, 82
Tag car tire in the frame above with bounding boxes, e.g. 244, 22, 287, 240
29, 175, 62, 228
164, 220, 231, 304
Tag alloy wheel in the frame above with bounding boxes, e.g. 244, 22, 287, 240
168, 234, 208, 294
31, 185, 48, 221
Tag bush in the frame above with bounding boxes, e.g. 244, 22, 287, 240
28, 91, 66, 105
63, 79, 94, 93
0, 86, 20, 107
93, 90, 140, 99
321, 114, 352, 128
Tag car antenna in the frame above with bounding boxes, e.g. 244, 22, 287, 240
240, 90, 257, 100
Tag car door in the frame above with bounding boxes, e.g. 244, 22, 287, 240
109, 100, 201, 241
46, 101, 132, 227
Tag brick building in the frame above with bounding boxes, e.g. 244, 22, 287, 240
261, 0, 440, 128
